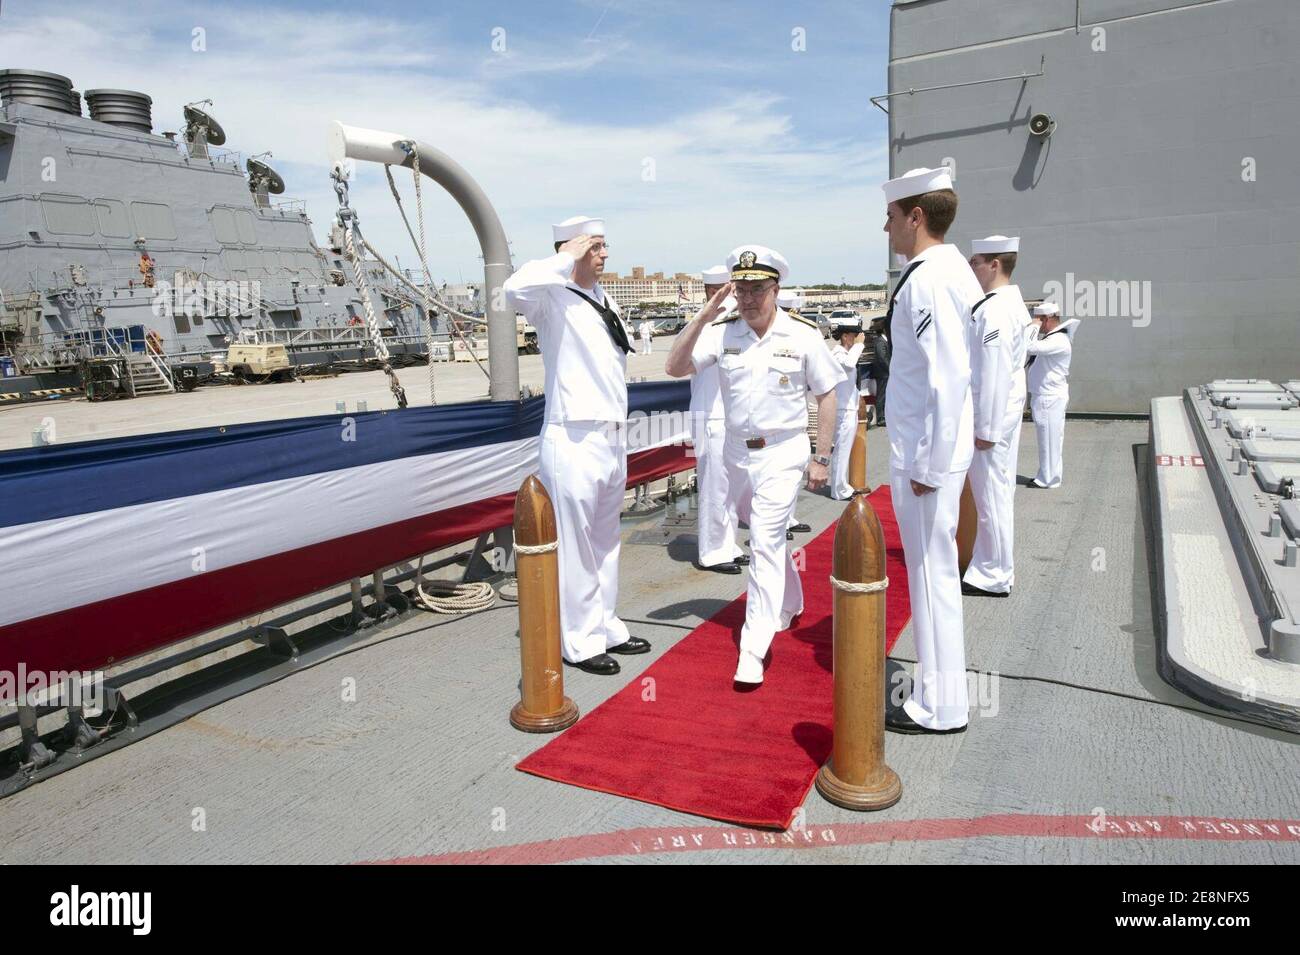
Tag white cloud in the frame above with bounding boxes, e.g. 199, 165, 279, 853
1, 0, 889, 283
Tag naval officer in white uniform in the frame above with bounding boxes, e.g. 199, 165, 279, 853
691, 265, 745, 573
880, 167, 980, 734
1026, 302, 1078, 489
639, 319, 654, 355
666, 246, 844, 685
775, 289, 813, 536
828, 316, 865, 500
502, 215, 651, 675
962, 235, 1030, 598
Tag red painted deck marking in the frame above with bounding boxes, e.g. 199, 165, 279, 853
362, 814, 1300, 865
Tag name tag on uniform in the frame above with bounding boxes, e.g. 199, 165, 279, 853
724, 347, 742, 355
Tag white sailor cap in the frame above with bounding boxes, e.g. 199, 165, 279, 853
1033, 302, 1060, 317
882, 166, 954, 205
727, 245, 789, 283
700, 265, 730, 287
971, 234, 1020, 255
552, 215, 605, 242
776, 289, 804, 309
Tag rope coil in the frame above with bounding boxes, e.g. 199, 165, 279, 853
414, 579, 497, 614
410, 554, 498, 614
514, 540, 559, 555
829, 575, 889, 594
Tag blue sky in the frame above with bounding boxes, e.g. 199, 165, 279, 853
2, 0, 893, 284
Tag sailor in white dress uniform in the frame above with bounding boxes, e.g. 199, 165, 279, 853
502, 215, 651, 675
1026, 302, 1078, 489
828, 316, 865, 500
691, 265, 744, 573
639, 320, 654, 355
962, 235, 1030, 597
666, 245, 844, 685
881, 167, 980, 734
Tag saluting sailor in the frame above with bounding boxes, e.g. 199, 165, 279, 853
880, 167, 980, 734
1026, 302, 1078, 489
502, 216, 651, 675
828, 315, 866, 500
666, 246, 844, 685
962, 235, 1030, 598
691, 265, 746, 574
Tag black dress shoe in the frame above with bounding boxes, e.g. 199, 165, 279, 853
696, 560, 742, 575
961, 582, 1010, 598
885, 706, 967, 735
608, 637, 651, 655
788, 522, 812, 533
563, 653, 620, 675
733, 555, 750, 566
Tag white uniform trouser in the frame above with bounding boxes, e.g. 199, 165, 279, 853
891, 468, 969, 730
963, 405, 1022, 593
640, 335, 652, 355
1031, 394, 1067, 487
695, 418, 742, 566
538, 422, 631, 662
726, 431, 806, 662
830, 406, 859, 500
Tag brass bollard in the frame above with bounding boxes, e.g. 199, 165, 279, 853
815, 494, 902, 811
510, 475, 580, 733
848, 395, 869, 494
956, 476, 977, 576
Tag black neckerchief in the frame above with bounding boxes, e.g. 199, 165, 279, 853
567, 287, 632, 354
883, 259, 924, 342
1025, 324, 1069, 368
971, 291, 996, 317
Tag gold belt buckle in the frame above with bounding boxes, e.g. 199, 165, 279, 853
745, 437, 766, 449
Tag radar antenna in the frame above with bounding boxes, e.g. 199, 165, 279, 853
182, 100, 226, 159
246, 153, 286, 208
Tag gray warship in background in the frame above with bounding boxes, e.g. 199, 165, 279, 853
884, 0, 1299, 414
0, 68, 450, 400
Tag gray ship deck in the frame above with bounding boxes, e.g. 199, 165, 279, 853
1, 377, 1296, 862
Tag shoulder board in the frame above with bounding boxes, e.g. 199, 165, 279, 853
788, 312, 819, 330
712, 315, 740, 325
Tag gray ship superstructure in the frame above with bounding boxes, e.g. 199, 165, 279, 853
0, 69, 423, 392
884, 0, 1300, 413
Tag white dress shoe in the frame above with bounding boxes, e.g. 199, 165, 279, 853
733, 650, 765, 684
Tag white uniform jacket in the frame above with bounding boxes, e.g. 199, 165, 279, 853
886, 244, 981, 486
503, 251, 630, 423
969, 284, 1027, 444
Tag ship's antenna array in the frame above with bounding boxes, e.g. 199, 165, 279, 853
182, 99, 226, 159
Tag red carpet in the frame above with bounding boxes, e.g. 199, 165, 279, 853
516, 485, 911, 830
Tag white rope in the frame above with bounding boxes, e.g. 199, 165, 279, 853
377, 145, 492, 384
357, 231, 492, 383
414, 578, 498, 614
829, 575, 889, 594
409, 148, 437, 406
410, 554, 497, 614
341, 222, 408, 409
514, 540, 559, 555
